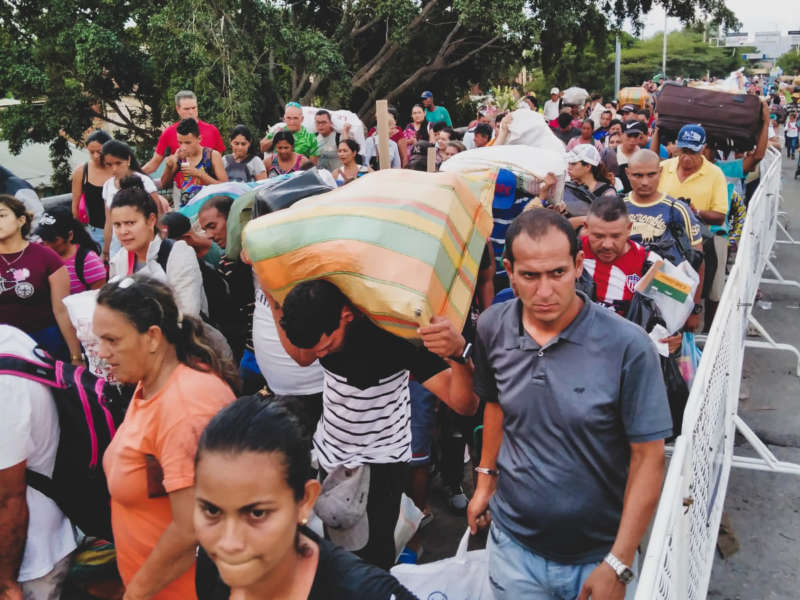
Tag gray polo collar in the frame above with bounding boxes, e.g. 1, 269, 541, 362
505, 291, 594, 351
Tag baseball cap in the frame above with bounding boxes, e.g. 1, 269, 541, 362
566, 144, 601, 166
314, 465, 370, 551
420, 91, 434, 99
621, 104, 635, 112
624, 121, 648, 136
676, 124, 707, 152
550, 87, 560, 95
492, 168, 517, 210
158, 212, 192, 239
33, 206, 72, 241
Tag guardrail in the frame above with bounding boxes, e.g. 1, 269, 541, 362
635, 148, 800, 600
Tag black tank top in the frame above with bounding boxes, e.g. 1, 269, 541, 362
82, 163, 106, 228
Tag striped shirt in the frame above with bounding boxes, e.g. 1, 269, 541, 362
582, 238, 660, 316
64, 250, 105, 294
313, 317, 448, 471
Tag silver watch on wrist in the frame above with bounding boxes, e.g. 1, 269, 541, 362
604, 552, 634, 584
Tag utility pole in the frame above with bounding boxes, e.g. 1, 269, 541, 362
662, 13, 668, 78
615, 35, 621, 98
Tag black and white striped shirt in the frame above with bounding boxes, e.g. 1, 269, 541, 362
312, 317, 448, 471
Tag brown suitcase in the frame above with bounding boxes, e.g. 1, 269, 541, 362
655, 82, 763, 151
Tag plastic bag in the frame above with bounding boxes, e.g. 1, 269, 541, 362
502, 108, 568, 154
63, 290, 114, 382
661, 355, 689, 438
391, 529, 492, 599
636, 260, 699, 334
625, 292, 666, 333
394, 493, 424, 560
252, 168, 335, 218
678, 332, 702, 389
563, 86, 589, 106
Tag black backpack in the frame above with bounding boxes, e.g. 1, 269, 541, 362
156, 239, 232, 331
0, 352, 127, 540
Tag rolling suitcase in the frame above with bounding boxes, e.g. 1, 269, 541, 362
655, 82, 763, 152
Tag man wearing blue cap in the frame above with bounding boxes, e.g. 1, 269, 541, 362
420, 91, 452, 127
658, 124, 728, 326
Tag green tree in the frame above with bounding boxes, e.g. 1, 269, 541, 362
619, 29, 754, 85
1, 0, 742, 191
777, 50, 800, 76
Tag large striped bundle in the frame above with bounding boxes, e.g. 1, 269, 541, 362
243, 169, 494, 340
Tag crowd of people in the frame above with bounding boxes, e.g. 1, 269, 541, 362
1, 75, 795, 600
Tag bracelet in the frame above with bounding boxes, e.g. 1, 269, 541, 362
70, 353, 83, 361
474, 466, 500, 477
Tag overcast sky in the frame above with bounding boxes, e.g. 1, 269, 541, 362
639, 0, 799, 38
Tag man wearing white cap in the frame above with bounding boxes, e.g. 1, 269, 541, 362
543, 87, 561, 121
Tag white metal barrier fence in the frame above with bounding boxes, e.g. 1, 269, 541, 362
635, 148, 800, 600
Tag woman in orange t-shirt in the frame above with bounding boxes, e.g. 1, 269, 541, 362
94, 275, 238, 600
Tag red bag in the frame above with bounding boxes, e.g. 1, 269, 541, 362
77, 163, 90, 224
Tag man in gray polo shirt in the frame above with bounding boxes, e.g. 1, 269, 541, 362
467, 209, 671, 600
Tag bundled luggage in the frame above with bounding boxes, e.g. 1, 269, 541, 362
655, 82, 763, 151
243, 169, 494, 340
618, 86, 650, 109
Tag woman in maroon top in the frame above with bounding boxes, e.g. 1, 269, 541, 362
0, 195, 82, 363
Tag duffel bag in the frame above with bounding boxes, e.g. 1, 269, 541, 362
655, 81, 763, 152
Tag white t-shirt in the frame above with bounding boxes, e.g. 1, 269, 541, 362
0, 326, 77, 581
786, 120, 798, 138
252, 288, 324, 396
543, 99, 561, 121
102, 172, 158, 208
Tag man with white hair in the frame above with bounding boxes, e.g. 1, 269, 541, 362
543, 87, 561, 121
141, 90, 226, 174
259, 102, 319, 165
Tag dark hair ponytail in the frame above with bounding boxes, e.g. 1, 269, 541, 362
591, 161, 614, 185
101, 139, 142, 172
110, 175, 157, 219
96, 275, 240, 392
36, 205, 100, 254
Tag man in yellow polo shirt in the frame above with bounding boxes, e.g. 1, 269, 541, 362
658, 124, 728, 325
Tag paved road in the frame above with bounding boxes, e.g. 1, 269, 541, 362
418, 152, 800, 599
707, 152, 800, 599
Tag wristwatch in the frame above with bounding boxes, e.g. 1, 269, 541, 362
604, 553, 634, 584
692, 302, 704, 315
448, 341, 473, 364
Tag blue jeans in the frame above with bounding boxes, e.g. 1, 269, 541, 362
85, 225, 105, 249
786, 136, 798, 157
487, 523, 638, 600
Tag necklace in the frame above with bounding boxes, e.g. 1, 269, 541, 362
0, 244, 28, 267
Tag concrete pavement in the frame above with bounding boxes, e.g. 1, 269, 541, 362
707, 152, 800, 599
